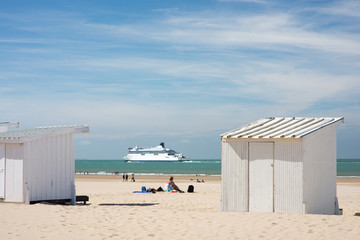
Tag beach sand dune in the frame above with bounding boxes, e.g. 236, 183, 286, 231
0, 176, 359, 240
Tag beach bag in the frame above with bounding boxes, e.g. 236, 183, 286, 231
147, 188, 156, 193
187, 185, 194, 193
141, 186, 146, 192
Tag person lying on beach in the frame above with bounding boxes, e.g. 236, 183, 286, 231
165, 176, 184, 193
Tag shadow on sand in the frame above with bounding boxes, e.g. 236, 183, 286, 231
99, 203, 159, 207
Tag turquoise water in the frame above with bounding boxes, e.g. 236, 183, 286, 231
75, 160, 221, 176
337, 159, 360, 177
75, 159, 360, 177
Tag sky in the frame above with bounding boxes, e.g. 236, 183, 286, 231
1, 0, 359, 159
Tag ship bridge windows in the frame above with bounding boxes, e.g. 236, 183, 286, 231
168, 150, 177, 155
132, 150, 166, 154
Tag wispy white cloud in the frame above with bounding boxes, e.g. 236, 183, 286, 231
317, 0, 360, 18
81, 12, 360, 56
1, 50, 357, 116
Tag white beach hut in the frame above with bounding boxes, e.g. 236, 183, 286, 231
0, 125, 89, 204
0, 122, 19, 133
221, 117, 343, 214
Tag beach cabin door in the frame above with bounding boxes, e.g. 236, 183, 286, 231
0, 144, 4, 198
249, 142, 274, 212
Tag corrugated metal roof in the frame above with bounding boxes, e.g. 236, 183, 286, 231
222, 117, 343, 139
0, 125, 89, 142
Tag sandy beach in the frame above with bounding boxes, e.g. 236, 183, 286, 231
1, 175, 359, 240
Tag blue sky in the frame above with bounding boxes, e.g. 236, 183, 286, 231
1, 0, 359, 159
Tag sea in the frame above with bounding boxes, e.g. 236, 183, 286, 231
75, 159, 360, 177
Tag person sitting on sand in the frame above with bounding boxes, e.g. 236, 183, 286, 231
165, 176, 184, 193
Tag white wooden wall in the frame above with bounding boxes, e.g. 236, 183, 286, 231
303, 126, 337, 214
23, 133, 75, 202
0, 144, 5, 198
222, 139, 305, 214
221, 140, 248, 211
4, 144, 24, 202
274, 141, 303, 213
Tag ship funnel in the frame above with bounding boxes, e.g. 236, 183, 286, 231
160, 142, 165, 148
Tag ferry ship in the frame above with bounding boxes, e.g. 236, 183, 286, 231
123, 142, 186, 162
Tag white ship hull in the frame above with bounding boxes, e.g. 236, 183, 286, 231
124, 154, 183, 162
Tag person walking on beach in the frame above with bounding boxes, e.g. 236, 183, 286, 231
165, 176, 184, 193
125, 174, 128, 181
131, 173, 135, 182
122, 174, 125, 182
